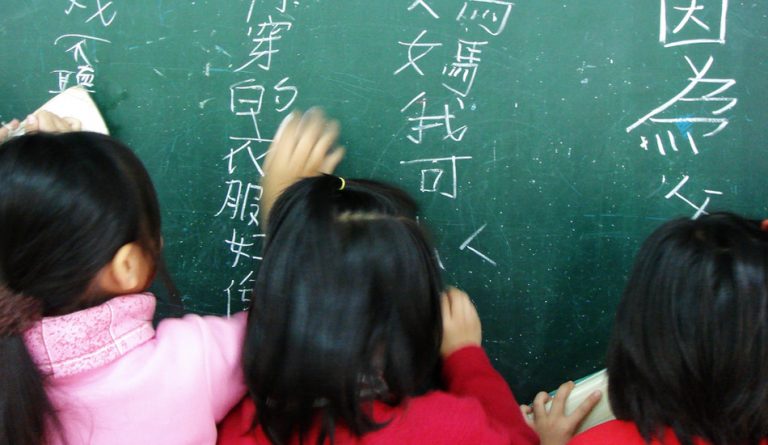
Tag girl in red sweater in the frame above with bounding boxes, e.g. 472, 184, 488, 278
560, 214, 768, 445
217, 168, 543, 445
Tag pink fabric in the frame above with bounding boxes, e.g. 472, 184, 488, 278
23, 293, 248, 445
24, 293, 156, 378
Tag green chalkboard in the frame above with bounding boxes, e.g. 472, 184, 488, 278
2, 1, 767, 401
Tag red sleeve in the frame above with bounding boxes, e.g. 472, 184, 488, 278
442, 345, 540, 445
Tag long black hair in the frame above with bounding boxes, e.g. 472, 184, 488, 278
607, 213, 768, 445
243, 175, 444, 445
0, 132, 165, 445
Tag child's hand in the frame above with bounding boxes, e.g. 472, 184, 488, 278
25, 111, 82, 133
261, 108, 345, 223
440, 287, 482, 357
527, 381, 602, 445
0, 119, 20, 143
2, 112, 81, 144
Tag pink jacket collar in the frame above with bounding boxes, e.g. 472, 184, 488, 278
23, 293, 156, 378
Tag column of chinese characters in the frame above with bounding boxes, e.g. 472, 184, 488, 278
221, 0, 299, 316
626, 0, 733, 218
51, 1, 116, 93
396, 0, 513, 267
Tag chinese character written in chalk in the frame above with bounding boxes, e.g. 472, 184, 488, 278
401, 92, 468, 143
394, 30, 443, 77
51, 34, 111, 93
230, 77, 298, 115
400, 155, 472, 199
225, 270, 255, 316
65, 0, 116, 27
224, 229, 265, 267
236, 15, 292, 72
216, 180, 263, 226
442, 39, 488, 97
659, 0, 728, 47
460, 224, 497, 266
627, 56, 736, 156
407, 0, 440, 19
664, 175, 723, 219
456, 0, 514, 36
223, 140, 268, 175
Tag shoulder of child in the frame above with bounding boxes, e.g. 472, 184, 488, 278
388, 391, 521, 445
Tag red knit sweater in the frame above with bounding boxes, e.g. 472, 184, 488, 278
217, 346, 539, 445
570, 419, 768, 445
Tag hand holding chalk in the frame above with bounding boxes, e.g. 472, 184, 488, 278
525, 381, 602, 445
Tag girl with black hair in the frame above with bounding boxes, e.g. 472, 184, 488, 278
0, 109, 342, 445
216, 147, 546, 443
565, 213, 768, 445
219, 108, 603, 445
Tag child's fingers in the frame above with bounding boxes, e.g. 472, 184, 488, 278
440, 287, 482, 355
273, 110, 296, 143
33, 111, 64, 132
550, 381, 574, 414
306, 120, 340, 170
520, 404, 534, 427
445, 286, 467, 302
568, 390, 602, 427
266, 110, 300, 171
23, 114, 39, 132
451, 288, 479, 327
28, 111, 77, 133
63, 117, 82, 131
0, 119, 19, 143
3, 119, 20, 131
291, 108, 326, 164
441, 292, 453, 324
320, 146, 345, 175
532, 391, 551, 420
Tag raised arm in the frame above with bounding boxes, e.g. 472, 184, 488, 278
440, 287, 540, 445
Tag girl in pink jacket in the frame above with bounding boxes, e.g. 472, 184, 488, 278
0, 127, 248, 445
0, 109, 343, 445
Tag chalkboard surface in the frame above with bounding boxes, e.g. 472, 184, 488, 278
2, 1, 766, 401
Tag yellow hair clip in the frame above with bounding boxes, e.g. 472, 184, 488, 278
338, 177, 346, 191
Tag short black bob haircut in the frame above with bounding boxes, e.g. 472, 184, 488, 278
243, 175, 444, 445
607, 212, 768, 445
